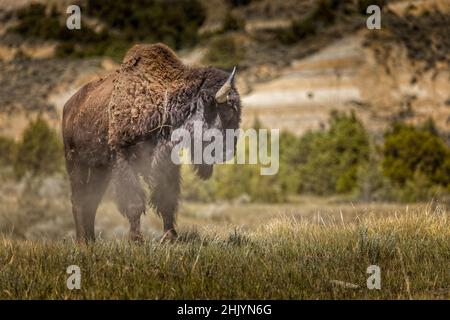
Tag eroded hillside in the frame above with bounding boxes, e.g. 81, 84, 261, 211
241, 0, 450, 135
0, 0, 448, 139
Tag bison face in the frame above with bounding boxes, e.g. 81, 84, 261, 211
181, 67, 241, 179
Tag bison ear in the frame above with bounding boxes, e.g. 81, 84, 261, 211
215, 66, 237, 104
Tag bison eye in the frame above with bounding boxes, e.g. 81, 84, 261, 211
220, 107, 234, 123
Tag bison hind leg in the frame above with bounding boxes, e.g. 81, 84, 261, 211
68, 164, 110, 243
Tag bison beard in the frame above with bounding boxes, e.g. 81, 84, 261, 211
62, 43, 241, 242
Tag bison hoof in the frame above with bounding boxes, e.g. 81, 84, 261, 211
129, 232, 144, 243
160, 229, 178, 243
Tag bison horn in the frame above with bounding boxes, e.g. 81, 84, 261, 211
215, 66, 237, 104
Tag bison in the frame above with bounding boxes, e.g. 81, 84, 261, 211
62, 43, 241, 242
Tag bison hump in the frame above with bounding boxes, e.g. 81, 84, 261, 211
107, 43, 191, 149
121, 43, 186, 83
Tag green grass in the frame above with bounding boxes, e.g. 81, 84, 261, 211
0, 205, 448, 299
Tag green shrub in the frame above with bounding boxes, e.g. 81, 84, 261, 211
296, 111, 370, 195
357, 0, 386, 14
394, 171, 444, 203
355, 149, 395, 202
225, 0, 255, 7
213, 164, 285, 203
382, 121, 450, 187
10, 0, 206, 59
14, 117, 63, 178
222, 13, 245, 32
12, 4, 61, 39
181, 165, 216, 202
84, 0, 205, 50
0, 136, 17, 167
276, 0, 341, 44
277, 131, 303, 194
204, 35, 244, 69
182, 162, 286, 204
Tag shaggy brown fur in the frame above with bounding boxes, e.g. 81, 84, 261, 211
63, 43, 241, 242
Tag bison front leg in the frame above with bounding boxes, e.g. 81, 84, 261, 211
147, 144, 181, 241
113, 157, 146, 242
151, 174, 180, 241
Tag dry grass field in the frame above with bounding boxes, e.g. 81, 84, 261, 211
0, 200, 448, 299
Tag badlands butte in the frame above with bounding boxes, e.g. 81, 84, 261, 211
0, 0, 449, 139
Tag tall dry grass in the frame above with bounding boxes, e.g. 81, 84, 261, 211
0, 204, 448, 299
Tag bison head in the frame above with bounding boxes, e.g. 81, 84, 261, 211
173, 67, 241, 179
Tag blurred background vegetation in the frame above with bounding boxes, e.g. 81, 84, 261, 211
183, 113, 450, 203
4, 0, 390, 63
10, 0, 206, 59
0, 112, 448, 204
